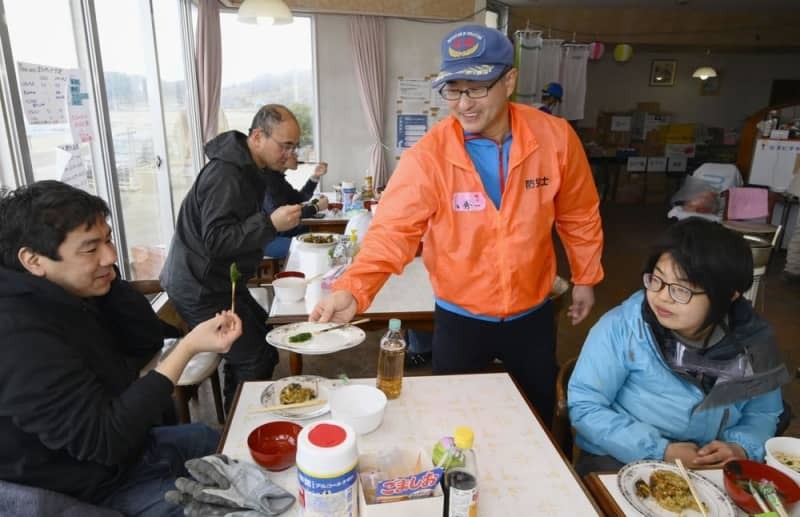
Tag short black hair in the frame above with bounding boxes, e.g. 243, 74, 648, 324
248, 104, 297, 137
643, 217, 753, 330
0, 181, 110, 271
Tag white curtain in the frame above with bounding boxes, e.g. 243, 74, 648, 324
514, 30, 542, 106
348, 16, 388, 188
560, 44, 589, 121
196, 0, 221, 144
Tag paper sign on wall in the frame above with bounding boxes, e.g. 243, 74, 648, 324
17, 62, 69, 125
668, 156, 687, 172
56, 144, 90, 191
398, 79, 431, 101
396, 114, 428, 152
646, 157, 667, 173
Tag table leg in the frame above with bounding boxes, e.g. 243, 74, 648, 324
290, 352, 303, 375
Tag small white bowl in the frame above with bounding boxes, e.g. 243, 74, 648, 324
273, 276, 307, 302
329, 384, 387, 435
765, 436, 800, 485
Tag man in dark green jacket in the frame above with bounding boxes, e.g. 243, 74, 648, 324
161, 104, 302, 408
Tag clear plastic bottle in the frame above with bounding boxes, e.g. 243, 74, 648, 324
343, 229, 360, 264
442, 426, 479, 517
376, 318, 405, 399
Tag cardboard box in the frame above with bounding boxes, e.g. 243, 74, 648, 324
358, 449, 444, 517
610, 116, 632, 132
664, 124, 696, 144
646, 157, 667, 173
665, 143, 696, 158
631, 112, 671, 140
668, 156, 688, 172
627, 157, 647, 172
636, 102, 661, 113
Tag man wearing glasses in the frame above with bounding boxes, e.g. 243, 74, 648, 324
311, 26, 603, 425
161, 104, 302, 411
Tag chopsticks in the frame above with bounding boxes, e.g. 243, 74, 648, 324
314, 317, 371, 334
675, 459, 707, 517
249, 398, 327, 413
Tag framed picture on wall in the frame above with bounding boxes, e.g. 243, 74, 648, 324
650, 60, 677, 86
700, 75, 722, 96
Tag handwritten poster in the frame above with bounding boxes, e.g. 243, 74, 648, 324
56, 143, 90, 191
396, 114, 428, 152
17, 62, 69, 125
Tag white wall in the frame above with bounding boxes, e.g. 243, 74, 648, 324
582, 50, 800, 131
315, 15, 466, 189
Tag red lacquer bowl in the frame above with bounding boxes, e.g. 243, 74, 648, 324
247, 421, 302, 471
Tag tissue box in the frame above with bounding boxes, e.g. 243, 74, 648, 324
357, 449, 444, 517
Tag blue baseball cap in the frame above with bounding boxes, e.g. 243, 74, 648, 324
542, 82, 563, 100
431, 25, 514, 89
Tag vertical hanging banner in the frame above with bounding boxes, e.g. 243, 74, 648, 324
68, 71, 92, 143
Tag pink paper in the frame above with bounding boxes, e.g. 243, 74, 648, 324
727, 187, 768, 220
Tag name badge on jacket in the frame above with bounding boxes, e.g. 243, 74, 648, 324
453, 192, 486, 212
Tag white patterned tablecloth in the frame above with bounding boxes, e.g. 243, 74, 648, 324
221, 373, 599, 516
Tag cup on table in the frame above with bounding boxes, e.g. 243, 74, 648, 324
273, 271, 306, 302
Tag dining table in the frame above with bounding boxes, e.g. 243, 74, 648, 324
218, 372, 602, 516
267, 238, 435, 374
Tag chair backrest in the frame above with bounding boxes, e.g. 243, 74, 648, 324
128, 280, 187, 334
551, 357, 577, 463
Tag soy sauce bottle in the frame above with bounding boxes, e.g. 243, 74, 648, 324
442, 426, 479, 517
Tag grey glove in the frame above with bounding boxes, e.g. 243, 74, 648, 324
165, 454, 295, 516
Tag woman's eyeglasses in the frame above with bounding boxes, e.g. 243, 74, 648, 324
643, 273, 705, 304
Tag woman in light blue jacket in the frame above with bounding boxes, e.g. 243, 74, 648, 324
568, 218, 789, 476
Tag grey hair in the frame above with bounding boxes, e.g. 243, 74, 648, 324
249, 104, 296, 136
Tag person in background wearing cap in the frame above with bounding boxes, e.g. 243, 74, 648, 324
310, 25, 603, 426
534, 82, 563, 114
262, 155, 330, 259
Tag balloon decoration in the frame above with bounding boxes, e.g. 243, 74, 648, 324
613, 44, 633, 62
588, 42, 605, 61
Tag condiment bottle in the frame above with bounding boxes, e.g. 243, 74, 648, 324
376, 318, 405, 399
442, 426, 479, 517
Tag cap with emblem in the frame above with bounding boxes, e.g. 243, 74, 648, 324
431, 25, 514, 89
542, 82, 563, 100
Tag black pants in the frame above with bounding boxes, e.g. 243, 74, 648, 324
574, 450, 625, 477
173, 290, 278, 413
431, 302, 558, 428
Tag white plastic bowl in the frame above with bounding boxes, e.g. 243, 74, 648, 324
765, 436, 800, 485
329, 384, 387, 435
273, 276, 307, 302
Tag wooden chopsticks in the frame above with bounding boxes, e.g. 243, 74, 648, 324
249, 398, 327, 413
675, 459, 707, 517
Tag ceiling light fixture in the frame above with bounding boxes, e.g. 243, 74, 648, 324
238, 0, 293, 25
692, 66, 718, 80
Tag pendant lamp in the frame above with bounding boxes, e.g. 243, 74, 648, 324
692, 66, 718, 80
238, 0, 293, 25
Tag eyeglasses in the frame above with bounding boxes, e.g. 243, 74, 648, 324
438, 67, 511, 101
268, 135, 300, 156
642, 273, 705, 304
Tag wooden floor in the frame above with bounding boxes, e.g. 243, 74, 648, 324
192, 200, 800, 437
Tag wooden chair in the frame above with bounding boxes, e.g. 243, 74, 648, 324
248, 256, 286, 286
130, 281, 225, 425
551, 357, 578, 464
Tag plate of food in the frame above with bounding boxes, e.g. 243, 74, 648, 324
260, 375, 331, 419
618, 460, 736, 516
266, 321, 366, 355
295, 233, 339, 248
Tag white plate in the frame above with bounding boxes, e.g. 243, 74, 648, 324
260, 375, 331, 420
294, 233, 339, 248
618, 460, 737, 517
266, 321, 366, 355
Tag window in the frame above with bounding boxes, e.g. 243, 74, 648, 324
218, 14, 319, 191
5, 0, 99, 193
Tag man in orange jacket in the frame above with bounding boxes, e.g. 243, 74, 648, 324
311, 25, 604, 425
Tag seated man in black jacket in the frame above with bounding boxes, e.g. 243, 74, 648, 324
263, 156, 330, 258
160, 104, 303, 411
0, 181, 242, 516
